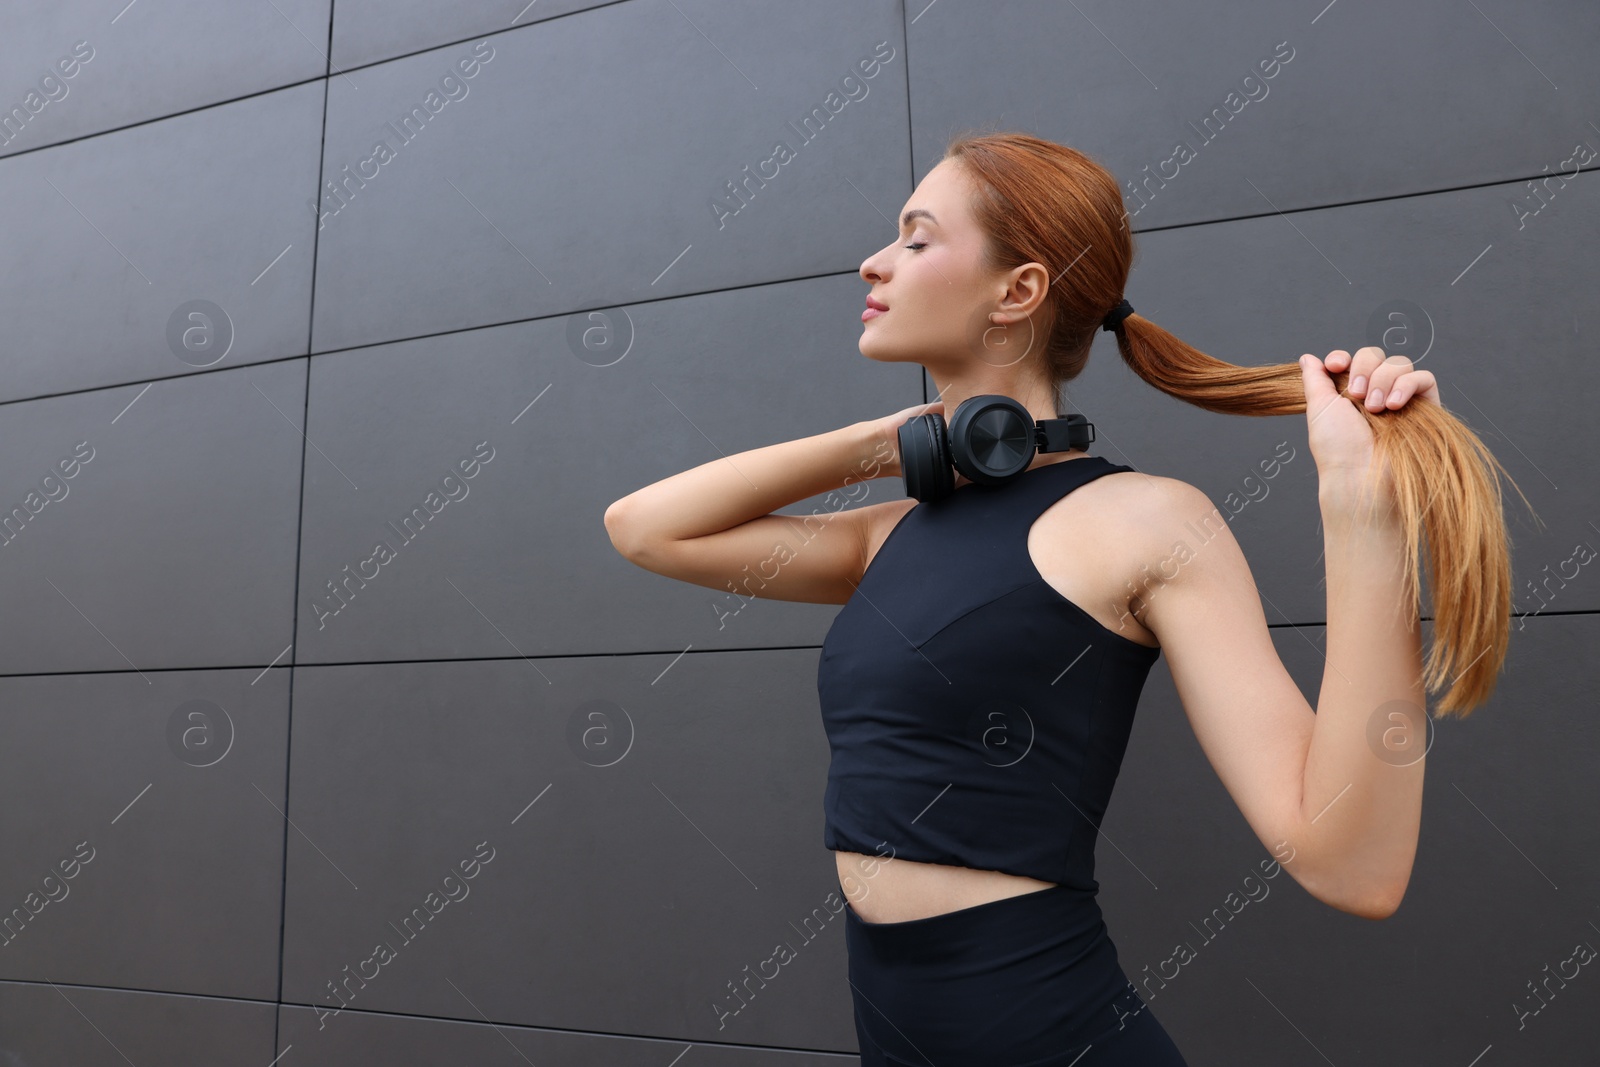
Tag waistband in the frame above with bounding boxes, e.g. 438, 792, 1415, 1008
841, 880, 1107, 962
840, 880, 1141, 1060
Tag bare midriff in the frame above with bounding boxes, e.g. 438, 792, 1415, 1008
835, 849, 1059, 923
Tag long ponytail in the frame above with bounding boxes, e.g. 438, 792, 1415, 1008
945, 130, 1531, 716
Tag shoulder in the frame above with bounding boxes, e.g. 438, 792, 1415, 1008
1098, 471, 1263, 640
1089, 469, 1239, 592
1089, 468, 1219, 543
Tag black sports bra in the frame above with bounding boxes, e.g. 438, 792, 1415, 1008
816, 455, 1161, 890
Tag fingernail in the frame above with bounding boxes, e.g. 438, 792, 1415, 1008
1367, 387, 1384, 408
1351, 375, 1366, 394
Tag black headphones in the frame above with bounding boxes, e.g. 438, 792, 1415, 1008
897, 394, 1095, 503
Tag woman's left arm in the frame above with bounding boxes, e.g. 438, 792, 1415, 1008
1124, 346, 1439, 920
1295, 346, 1440, 916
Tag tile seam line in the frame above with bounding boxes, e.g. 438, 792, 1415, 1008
276, 996, 860, 1053
0, 608, 1583, 681
0, 0, 638, 165
1131, 162, 1599, 233
0, 976, 857, 1056
4, 123, 1585, 230
271, 0, 337, 1046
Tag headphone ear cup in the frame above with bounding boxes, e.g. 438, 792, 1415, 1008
948, 394, 1036, 484
898, 413, 954, 503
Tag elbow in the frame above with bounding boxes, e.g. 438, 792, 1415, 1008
605, 498, 678, 571
1366, 877, 1408, 921
1332, 876, 1408, 922
1337, 889, 1400, 922
603, 498, 641, 561
1290, 846, 1410, 921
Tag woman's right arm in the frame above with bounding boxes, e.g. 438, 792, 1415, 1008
603, 403, 940, 606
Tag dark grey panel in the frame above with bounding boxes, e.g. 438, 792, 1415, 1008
311, 0, 909, 352
1098, 613, 1599, 1062
1080, 169, 1596, 626
294, 273, 919, 664
908, 0, 1599, 229
0, 360, 304, 675
330, 0, 614, 71
0, 0, 330, 159
278, 1003, 856, 1065
0, 668, 290, 999
0, 0, 1584, 1058
0, 82, 322, 403
281, 652, 858, 1048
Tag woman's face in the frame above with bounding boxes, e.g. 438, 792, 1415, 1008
858, 159, 1037, 373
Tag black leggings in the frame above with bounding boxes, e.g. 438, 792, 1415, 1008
842, 880, 1189, 1066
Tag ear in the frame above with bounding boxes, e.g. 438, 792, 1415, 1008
997, 261, 1051, 320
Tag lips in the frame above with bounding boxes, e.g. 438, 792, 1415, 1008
865, 296, 889, 311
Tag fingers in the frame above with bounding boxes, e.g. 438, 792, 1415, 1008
1298, 352, 1342, 410
1360, 353, 1416, 411
1334, 346, 1414, 410
1376, 369, 1439, 409
1338, 346, 1385, 397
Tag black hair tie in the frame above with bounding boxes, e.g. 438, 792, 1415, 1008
1100, 298, 1134, 332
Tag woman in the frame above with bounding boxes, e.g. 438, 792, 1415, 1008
604, 132, 1519, 1065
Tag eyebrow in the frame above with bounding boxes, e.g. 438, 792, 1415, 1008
900, 209, 938, 229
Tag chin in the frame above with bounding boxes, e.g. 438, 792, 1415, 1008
858, 333, 912, 364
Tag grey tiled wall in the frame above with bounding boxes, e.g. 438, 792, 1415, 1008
0, 1, 1593, 1062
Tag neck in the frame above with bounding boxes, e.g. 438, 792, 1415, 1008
929, 374, 1061, 428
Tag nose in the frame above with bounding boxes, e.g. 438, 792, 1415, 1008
860, 248, 886, 285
